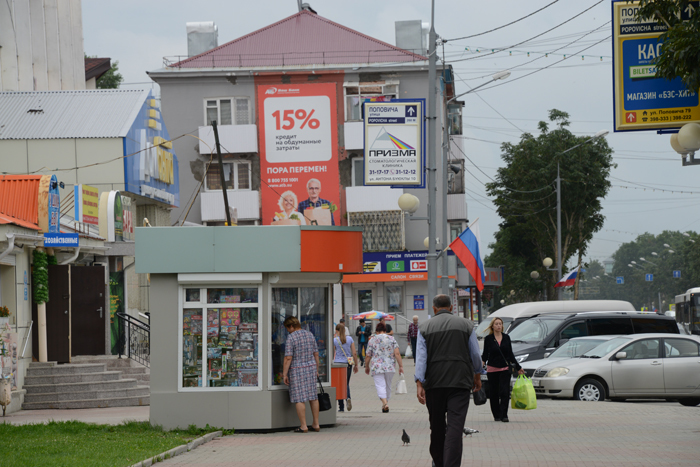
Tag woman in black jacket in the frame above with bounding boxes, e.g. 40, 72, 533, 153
481, 317, 524, 422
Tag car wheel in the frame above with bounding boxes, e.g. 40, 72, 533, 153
678, 398, 700, 407
574, 379, 605, 402
610, 398, 626, 402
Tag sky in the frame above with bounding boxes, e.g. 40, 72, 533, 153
82, 0, 700, 267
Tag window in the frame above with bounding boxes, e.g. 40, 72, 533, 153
632, 317, 678, 334
664, 338, 700, 358
560, 321, 588, 341
450, 222, 463, 243
351, 157, 364, 186
620, 338, 660, 359
447, 160, 465, 194
344, 82, 399, 120
386, 285, 403, 315
358, 289, 373, 314
205, 161, 251, 191
181, 286, 260, 390
271, 287, 329, 386
205, 97, 251, 126
589, 318, 633, 336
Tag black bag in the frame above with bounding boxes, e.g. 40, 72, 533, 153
317, 377, 332, 412
473, 387, 487, 406
495, 338, 519, 377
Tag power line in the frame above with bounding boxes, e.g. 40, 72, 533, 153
446, 0, 561, 41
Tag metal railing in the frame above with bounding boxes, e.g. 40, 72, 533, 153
116, 312, 150, 367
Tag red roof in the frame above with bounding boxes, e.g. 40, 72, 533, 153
0, 175, 42, 230
85, 57, 112, 81
173, 10, 427, 69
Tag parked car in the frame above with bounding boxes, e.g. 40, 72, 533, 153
530, 334, 700, 405
518, 335, 620, 378
507, 311, 679, 363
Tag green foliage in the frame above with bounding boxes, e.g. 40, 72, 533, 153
579, 230, 700, 309
0, 420, 227, 467
32, 250, 49, 305
97, 60, 124, 89
484, 110, 615, 301
47, 254, 57, 266
633, 0, 700, 92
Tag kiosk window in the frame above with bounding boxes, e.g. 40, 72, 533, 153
181, 286, 260, 390
271, 286, 329, 386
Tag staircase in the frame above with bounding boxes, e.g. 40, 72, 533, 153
22, 356, 150, 410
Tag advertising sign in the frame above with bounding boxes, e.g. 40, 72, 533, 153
99, 191, 124, 242
74, 184, 99, 225
37, 174, 60, 233
258, 83, 340, 226
612, 1, 700, 131
363, 99, 425, 186
344, 250, 454, 283
109, 270, 124, 355
123, 93, 180, 207
414, 295, 424, 310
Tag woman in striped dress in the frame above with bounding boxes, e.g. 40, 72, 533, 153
282, 315, 321, 433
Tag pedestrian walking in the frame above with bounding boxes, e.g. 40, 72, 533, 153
282, 316, 321, 433
355, 318, 371, 366
481, 317, 524, 423
365, 322, 403, 413
415, 294, 484, 467
333, 323, 359, 412
379, 316, 393, 335
408, 315, 419, 360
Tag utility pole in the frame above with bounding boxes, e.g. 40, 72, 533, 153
440, 43, 450, 296
212, 121, 233, 227
556, 163, 562, 300
426, 0, 438, 311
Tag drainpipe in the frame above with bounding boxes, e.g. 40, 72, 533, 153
0, 234, 16, 262
59, 247, 81, 265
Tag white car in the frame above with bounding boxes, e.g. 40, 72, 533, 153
529, 333, 700, 405
518, 335, 620, 378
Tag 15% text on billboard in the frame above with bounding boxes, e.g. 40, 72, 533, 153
271, 109, 320, 130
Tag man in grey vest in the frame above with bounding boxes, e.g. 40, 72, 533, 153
415, 294, 483, 467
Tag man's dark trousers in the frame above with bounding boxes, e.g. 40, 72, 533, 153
425, 387, 470, 467
410, 337, 417, 361
358, 340, 368, 365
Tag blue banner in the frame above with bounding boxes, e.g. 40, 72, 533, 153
43, 233, 79, 247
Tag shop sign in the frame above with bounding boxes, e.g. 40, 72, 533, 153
99, 191, 124, 242
123, 93, 180, 207
612, 1, 700, 131
43, 233, 79, 247
363, 99, 425, 187
413, 295, 424, 310
258, 83, 340, 226
361, 251, 453, 275
121, 195, 134, 241
74, 184, 99, 225
37, 174, 60, 233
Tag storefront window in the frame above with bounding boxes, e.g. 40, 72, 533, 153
271, 287, 329, 386
181, 287, 260, 390
386, 285, 403, 315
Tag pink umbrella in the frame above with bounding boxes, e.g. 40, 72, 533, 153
351, 311, 394, 320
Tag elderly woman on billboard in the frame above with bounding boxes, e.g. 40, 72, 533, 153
273, 190, 306, 225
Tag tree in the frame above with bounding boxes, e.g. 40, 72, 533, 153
97, 61, 124, 89
484, 110, 615, 300
634, 0, 700, 92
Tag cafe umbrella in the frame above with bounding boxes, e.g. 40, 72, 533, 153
351, 311, 394, 320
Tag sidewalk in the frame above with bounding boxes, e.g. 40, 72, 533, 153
3, 360, 699, 466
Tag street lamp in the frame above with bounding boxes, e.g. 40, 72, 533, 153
555, 130, 609, 299
640, 257, 658, 266
439, 70, 511, 295
670, 123, 700, 166
683, 232, 696, 243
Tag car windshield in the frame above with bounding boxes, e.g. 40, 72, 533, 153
475, 317, 513, 339
547, 338, 609, 359
507, 318, 564, 343
581, 337, 632, 358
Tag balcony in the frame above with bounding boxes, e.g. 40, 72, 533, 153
447, 193, 468, 221
200, 191, 260, 222
344, 122, 364, 151
198, 124, 258, 154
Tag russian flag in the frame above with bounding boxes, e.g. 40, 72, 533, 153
554, 266, 580, 288
449, 219, 485, 292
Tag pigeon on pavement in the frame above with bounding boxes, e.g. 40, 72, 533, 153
402, 429, 410, 446
463, 427, 480, 437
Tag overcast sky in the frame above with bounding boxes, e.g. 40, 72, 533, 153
83, 0, 700, 266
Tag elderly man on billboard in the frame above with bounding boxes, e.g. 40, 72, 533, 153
297, 178, 336, 225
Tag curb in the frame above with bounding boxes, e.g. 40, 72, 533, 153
130, 430, 223, 467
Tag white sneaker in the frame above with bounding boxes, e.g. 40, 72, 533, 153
347, 399, 352, 411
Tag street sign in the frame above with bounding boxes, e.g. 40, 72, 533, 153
363, 99, 425, 187
612, 1, 700, 132
616, 276, 624, 284
43, 233, 79, 247
645, 273, 654, 282
673, 270, 681, 278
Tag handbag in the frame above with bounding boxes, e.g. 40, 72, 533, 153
317, 376, 332, 412
336, 337, 354, 366
494, 336, 519, 377
473, 387, 487, 406
395, 375, 407, 395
